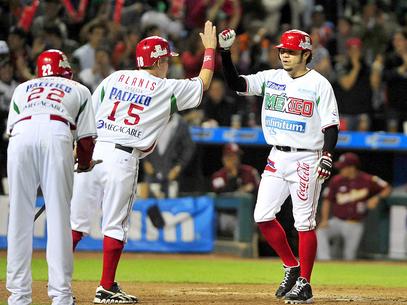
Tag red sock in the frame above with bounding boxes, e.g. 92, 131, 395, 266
100, 236, 124, 290
258, 219, 298, 267
298, 230, 317, 282
72, 230, 83, 251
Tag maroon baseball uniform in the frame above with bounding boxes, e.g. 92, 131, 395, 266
211, 164, 260, 193
324, 171, 388, 221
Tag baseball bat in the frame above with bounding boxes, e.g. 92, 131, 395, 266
34, 160, 103, 222
34, 204, 45, 221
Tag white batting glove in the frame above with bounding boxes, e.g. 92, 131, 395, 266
316, 151, 333, 182
218, 29, 236, 50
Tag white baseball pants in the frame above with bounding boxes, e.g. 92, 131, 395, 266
254, 147, 322, 231
7, 116, 74, 305
70, 141, 140, 242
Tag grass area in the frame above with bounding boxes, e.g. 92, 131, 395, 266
1, 255, 406, 287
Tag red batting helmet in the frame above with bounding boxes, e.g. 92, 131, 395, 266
136, 36, 178, 68
276, 30, 312, 51
37, 49, 73, 79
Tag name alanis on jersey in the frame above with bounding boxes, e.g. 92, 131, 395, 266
97, 119, 143, 138
265, 93, 313, 117
109, 87, 152, 106
265, 116, 306, 134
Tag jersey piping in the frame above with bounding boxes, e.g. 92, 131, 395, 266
13, 101, 19, 114
75, 99, 88, 123
100, 87, 105, 103
170, 94, 177, 114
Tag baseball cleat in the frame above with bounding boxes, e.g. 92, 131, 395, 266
275, 264, 300, 298
284, 277, 313, 304
93, 282, 138, 304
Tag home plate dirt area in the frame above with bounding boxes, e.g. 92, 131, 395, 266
0, 281, 406, 305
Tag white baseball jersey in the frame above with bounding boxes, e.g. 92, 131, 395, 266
92, 69, 203, 153
71, 69, 203, 243
6, 76, 96, 304
239, 69, 339, 150
7, 76, 96, 140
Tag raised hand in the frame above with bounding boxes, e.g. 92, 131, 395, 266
218, 29, 236, 50
199, 20, 217, 49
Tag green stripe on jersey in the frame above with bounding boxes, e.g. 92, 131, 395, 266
100, 87, 105, 103
13, 101, 20, 114
76, 99, 88, 122
170, 94, 178, 114
316, 96, 320, 106
261, 83, 265, 97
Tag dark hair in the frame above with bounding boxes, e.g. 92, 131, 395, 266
303, 50, 312, 64
44, 24, 63, 38
9, 26, 27, 39
89, 22, 107, 34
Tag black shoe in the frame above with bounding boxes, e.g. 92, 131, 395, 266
284, 277, 313, 304
93, 282, 138, 304
275, 265, 300, 298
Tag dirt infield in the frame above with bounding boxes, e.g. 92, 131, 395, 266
1, 281, 407, 305
1, 252, 407, 304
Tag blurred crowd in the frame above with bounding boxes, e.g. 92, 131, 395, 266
1, 0, 407, 194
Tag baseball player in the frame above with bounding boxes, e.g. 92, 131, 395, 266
70, 20, 217, 303
317, 152, 392, 260
6, 49, 97, 305
218, 29, 340, 304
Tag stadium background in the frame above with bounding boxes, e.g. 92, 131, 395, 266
1, 0, 407, 304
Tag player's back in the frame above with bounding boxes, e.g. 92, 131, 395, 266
9, 76, 90, 129
93, 69, 203, 151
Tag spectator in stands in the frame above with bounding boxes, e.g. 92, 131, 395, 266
208, 0, 242, 31
211, 143, 260, 194
140, 2, 184, 40
327, 16, 355, 66
333, 37, 381, 131
112, 28, 140, 70
317, 152, 392, 260
31, 0, 68, 40
353, 2, 391, 65
7, 26, 32, 82
180, 29, 205, 79
211, 143, 260, 239
308, 27, 333, 80
309, 4, 334, 48
141, 113, 196, 198
201, 76, 245, 127
73, 22, 107, 71
381, 29, 407, 132
79, 47, 115, 92
42, 24, 78, 57
0, 41, 10, 66
0, 58, 18, 193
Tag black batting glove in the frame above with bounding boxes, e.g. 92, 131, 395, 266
316, 151, 332, 182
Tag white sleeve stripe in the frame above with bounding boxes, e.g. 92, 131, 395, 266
76, 132, 97, 140
321, 123, 340, 131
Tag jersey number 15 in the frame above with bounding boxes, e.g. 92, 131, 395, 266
107, 101, 144, 126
